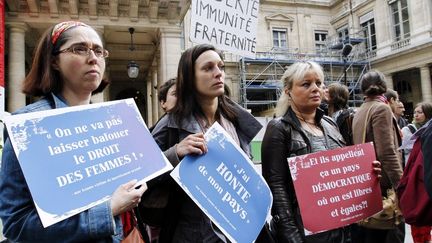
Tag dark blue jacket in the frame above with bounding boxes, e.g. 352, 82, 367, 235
0, 93, 123, 243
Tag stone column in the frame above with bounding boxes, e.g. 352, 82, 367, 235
409, 0, 428, 36
304, 14, 312, 53
385, 74, 394, 90
420, 66, 432, 103
146, 74, 153, 126
7, 23, 28, 112
91, 26, 105, 103
152, 68, 159, 123
157, 60, 164, 117
428, 0, 432, 32
158, 27, 181, 87
374, 1, 392, 51
295, 12, 305, 51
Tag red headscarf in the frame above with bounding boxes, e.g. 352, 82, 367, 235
51, 21, 89, 45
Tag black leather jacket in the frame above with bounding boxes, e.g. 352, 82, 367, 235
262, 107, 347, 243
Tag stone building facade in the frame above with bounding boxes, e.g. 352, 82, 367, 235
329, 0, 432, 118
1, 0, 431, 240
218, 0, 432, 117
3, 0, 432, 123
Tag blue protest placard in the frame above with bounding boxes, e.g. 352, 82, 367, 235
170, 122, 272, 243
4, 99, 172, 227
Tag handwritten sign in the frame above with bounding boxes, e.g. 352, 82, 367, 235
171, 122, 271, 243
4, 99, 172, 227
190, 0, 260, 58
288, 143, 382, 235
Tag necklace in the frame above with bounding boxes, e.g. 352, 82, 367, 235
296, 115, 317, 126
295, 114, 322, 137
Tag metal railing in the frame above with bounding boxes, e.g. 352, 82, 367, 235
391, 38, 411, 51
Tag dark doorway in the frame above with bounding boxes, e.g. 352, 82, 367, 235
115, 88, 147, 123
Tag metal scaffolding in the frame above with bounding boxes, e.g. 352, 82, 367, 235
239, 29, 371, 114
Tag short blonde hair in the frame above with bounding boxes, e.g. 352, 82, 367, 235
276, 61, 325, 116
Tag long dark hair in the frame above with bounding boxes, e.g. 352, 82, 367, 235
328, 82, 349, 115
22, 23, 109, 97
172, 44, 237, 126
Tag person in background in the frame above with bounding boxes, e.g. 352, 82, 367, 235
319, 83, 329, 115
401, 102, 432, 243
384, 88, 408, 128
327, 82, 355, 145
261, 61, 381, 242
383, 89, 406, 167
396, 101, 409, 129
351, 70, 404, 243
148, 78, 177, 134
384, 89, 399, 115
401, 102, 432, 163
158, 78, 177, 113
151, 44, 262, 242
0, 21, 146, 242
144, 79, 177, 243
328, 82, 349, 120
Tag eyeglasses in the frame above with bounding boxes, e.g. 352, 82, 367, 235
56, 45, 109, 58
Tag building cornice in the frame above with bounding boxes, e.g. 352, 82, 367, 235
330, 0, 373, 25
371, 41, 432, 72
5, 0, 189, 25
261, 0, 330, 7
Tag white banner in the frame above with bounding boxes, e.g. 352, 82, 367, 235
190, 0, 260, 58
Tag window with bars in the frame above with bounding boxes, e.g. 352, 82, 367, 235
272, 28, 287, 49
390, 0, 410, 41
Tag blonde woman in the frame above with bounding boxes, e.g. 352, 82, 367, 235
261, 61, 380, 242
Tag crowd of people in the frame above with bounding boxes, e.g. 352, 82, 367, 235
0, 21, 431, 243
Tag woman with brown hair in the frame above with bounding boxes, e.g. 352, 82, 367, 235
0, 21, 146, 242
401, 102, 432, 243
327, 82, 355, 145
150, 44, 262, 242
351, 70, 404, 243
401, 102, 432, 163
